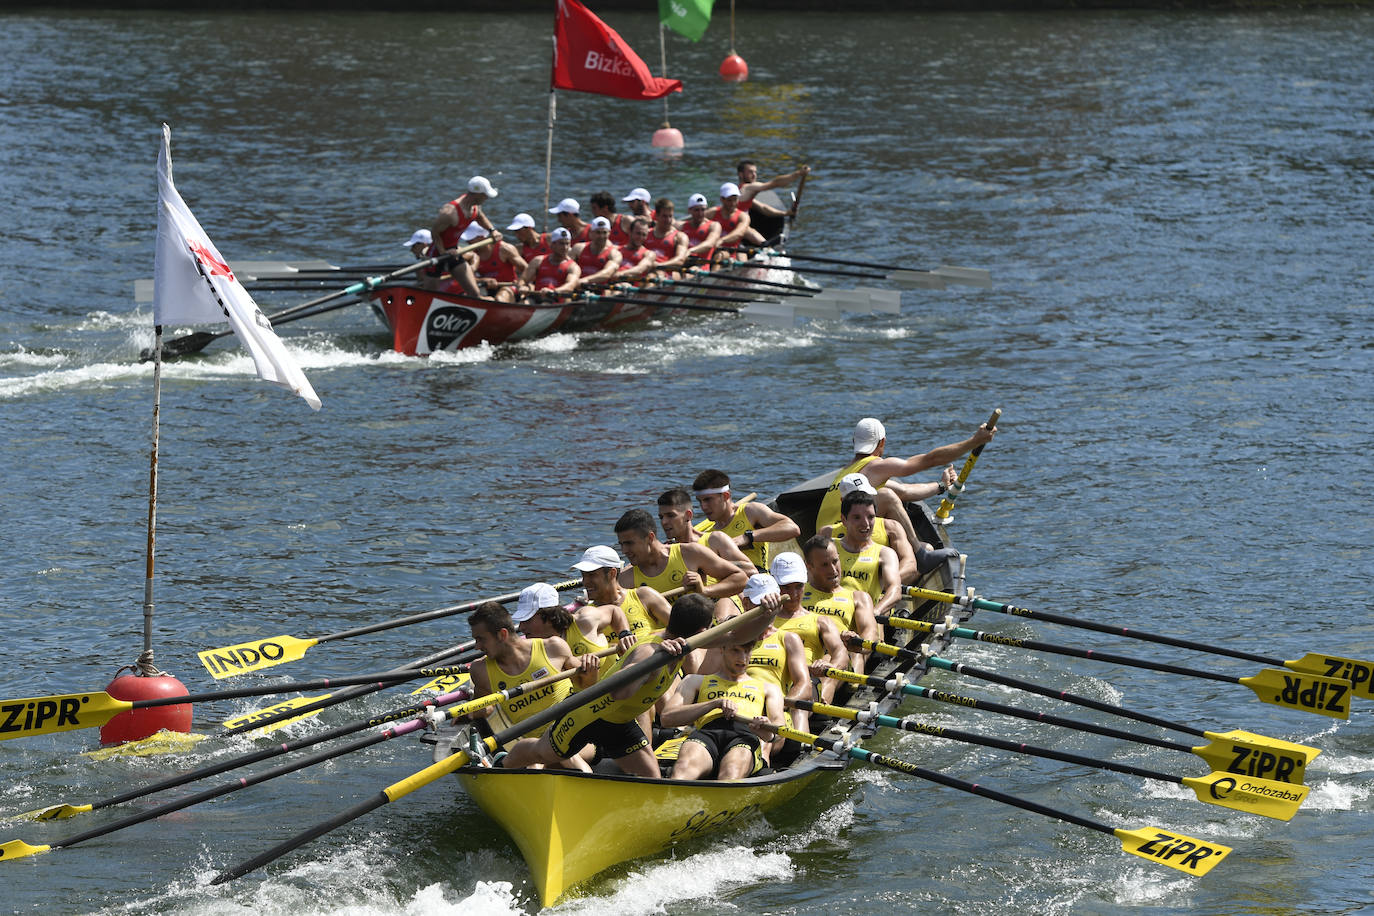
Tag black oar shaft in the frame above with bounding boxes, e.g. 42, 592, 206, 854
127, 666, 468, 710
220, 643, 479, 736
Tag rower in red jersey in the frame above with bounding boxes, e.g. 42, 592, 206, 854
422, 175, 498, 290
679, 193, 722, 263
507, 213, 550, 264
643, 198, 689, 273
622, 187, 656, 224
572, 216, 623, 286
549, 197, 590, 244
589, 191, 630, 247
616, 217, 658, 281
707, 182, 752, 252
473, 226, 527, 303
520, 226, 582, 297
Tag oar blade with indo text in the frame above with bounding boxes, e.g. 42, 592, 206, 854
197, 635, 318, 680
1113, 827, 1231, 876
1241, 668, 1352, 720
0, 692, 132, 742
1182, 772, 1309, 822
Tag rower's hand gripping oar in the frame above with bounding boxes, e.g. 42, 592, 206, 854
791, 699, 1307, 821
908, 583, 1374, 701
935, 408, 1000, 525
819, 665, 1317, 786
197, 578, 579, 679
868, 615, 1355, 720
210, 604, 772, 885
772, 725, 1231, 877
145, 238, 494, 360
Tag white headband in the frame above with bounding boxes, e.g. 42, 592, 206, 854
694, 486, 730, 496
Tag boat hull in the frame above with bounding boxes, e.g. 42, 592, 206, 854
368, 260, 804, 356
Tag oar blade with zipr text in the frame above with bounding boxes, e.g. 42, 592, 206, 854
0, 692, 132, 742
1195, 730, 1319, 786
1241, 668, 1352, 720
1113, 827, 1231, 876
1285, 653, 1374, 700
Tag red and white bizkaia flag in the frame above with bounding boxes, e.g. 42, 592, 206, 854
154, 124, 320, 410
552, 0, 683, 100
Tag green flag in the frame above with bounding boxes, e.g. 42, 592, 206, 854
659, 0, 714, 42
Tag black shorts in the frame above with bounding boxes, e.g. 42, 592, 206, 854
554, 717, 649, 760
684, 722, 764, 776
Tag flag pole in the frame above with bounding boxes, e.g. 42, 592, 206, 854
659, 23, 670, 125
142, 326, 162, 659
543, 30, 558, 233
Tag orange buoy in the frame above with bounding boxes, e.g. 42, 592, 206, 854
99, 672, 192, 745
651, 123, 685, 151
719, 53, 748, 82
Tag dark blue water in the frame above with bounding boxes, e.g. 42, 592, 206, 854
1, 8, 1372, 914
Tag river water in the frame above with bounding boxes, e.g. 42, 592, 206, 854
2, 7, 1372, 915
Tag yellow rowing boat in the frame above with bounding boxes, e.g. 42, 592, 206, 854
432, 481, 970, 906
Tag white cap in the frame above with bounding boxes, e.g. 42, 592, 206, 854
742, 573, 780, 605
549, 198, 580, 215
839, 472, 877, 497
405, 229, 432, 248
687, 193, 708, 208
514, 583, 560, 622
852, 417, 886, 454
590, 216, 612, 231
467, 175, 499, 198
623, 187, 652, 203
719, 182, 740, 199
549, 226, 572, 243
507, 213, 536, 231
459, 223, 490, 242
571, 545, 622, 572
770, 552, 807, 586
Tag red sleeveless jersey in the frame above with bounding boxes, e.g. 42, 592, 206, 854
476, 242, 517, 283
644, 226, 681, 263
534, 255, 574, 290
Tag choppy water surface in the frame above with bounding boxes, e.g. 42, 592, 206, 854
1, 8, 1372, 915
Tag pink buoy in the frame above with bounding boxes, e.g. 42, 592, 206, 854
651, 124, 685, 150
99, 672, 192, 745
719, 53, 748, 82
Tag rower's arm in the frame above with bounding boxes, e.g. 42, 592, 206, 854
518, 256, 542, 289
638, 586, 672, 626
816, 617, 850, 672
883, 521, 919, 585
686, 543, 748, 599
554, 260, 582, 294
687, 222, 721, 257
717, 211, 752, 247
869, 424, 996, 482
658, 676, 718, 728
707, 531, 757, 574
873, 546, 903, 617
743, 503, 801, 545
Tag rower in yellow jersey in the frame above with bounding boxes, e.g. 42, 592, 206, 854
569, 545, 669, 643
513, 582, 632, 679
501, 594, 719, 777
657, 487, 756, 576
834, 490, 903, 616
770, 551, 849, 703
799, 535, 879, 675
691, 469, 800, 574
733, 573, 813, 741
614, 509, 748, 606
816, 415, 995, 544
463, 601, 584, 769
819, 472, 919, 583
661, 636, 784, 780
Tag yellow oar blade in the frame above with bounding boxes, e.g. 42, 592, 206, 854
1195, 730, 1320, 786
0, 692, 131, 741
80, 731, 207, 760
1182, 772, 1309, 821
0, 839, 53, 862
1241, 668, 1351, 719
1286, 653, 1374, 701
222, 694, 330, 734
1114, 827, 1230, 876
198, 635, 318, 680
14, 803, 91, 822
409, 671, 470, 696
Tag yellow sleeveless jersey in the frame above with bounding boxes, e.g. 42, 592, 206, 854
746, 633, 791, 694
815, 455, 878, 531
694, 502, 767, 570
632, 542, 688, 594
619, 588, 660, 640
694, 673, 766, 728
835, 539, 883, 603
802, 584, 857, 632
483, 638, 573, 738
776, 612, 825, 663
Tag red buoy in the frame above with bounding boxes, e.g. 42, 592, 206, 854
719, 53, 748, 82
99, 672, 192, 745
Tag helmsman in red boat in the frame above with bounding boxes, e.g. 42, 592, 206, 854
423, 175, 498, 289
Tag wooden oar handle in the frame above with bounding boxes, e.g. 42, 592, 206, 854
936, 408, 1002, 522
